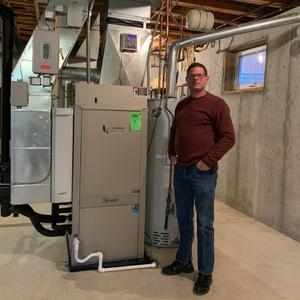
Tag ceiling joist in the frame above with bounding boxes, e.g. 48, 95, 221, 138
3, 0, 299, 55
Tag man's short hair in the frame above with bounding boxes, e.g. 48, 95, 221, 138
186, 62, 208, 77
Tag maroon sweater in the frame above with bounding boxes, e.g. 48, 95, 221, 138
168, 92, 235, 167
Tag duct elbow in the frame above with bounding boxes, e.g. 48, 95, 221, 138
166, 43, 180, 98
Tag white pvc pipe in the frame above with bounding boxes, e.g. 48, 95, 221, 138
73, 237, 103, 264
98, 262, 157, 273
73, 237, 157, 273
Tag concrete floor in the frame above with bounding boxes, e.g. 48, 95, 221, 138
1, 200, 300, 300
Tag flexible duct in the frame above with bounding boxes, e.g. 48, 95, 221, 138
167, 13, 300, 98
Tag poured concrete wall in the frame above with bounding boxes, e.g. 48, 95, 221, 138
199, 7, 300, 241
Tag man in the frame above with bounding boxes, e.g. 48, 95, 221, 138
161, 62, 235, 295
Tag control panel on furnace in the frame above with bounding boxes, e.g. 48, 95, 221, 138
120, 33, 137, 53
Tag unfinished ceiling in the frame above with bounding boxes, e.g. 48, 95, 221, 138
2, 0, 300, 55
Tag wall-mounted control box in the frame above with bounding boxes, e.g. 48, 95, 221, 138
32, 30, 59, 74
10, 81, 29, 107
120, 33, 137, 52
67, 4, 84, 28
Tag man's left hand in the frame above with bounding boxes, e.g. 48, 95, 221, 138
196, 160, 210, 171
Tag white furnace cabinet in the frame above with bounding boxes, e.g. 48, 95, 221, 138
68, 83, 148, 270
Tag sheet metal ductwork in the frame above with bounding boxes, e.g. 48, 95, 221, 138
9, 0, 152, 205
64, 0, 152, 86
98, 0, 152, 86
10, 0, 90, 205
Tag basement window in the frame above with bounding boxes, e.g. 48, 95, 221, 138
223, 43, 267, 93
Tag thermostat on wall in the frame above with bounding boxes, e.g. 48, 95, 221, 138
32, 30, 59, 74
120, 33, 137, 52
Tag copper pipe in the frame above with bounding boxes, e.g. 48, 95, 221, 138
161, 60, 167, 98
157, 15, 163, 96
181, 15, 185, 39
166, 0, 170, 53
169, 2, 184, 38
151, 3, 166, 20
147, 0, 166, 89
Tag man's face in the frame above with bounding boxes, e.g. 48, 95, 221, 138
186, 66, 209, 92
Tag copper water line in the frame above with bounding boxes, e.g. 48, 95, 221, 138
157, 16, 163, 97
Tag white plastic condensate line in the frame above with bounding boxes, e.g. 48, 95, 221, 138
73, 237, 157, 273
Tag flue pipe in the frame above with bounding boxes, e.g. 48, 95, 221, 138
167, 13, 300, 98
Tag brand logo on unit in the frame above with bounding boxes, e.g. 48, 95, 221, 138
102, 125, 127, 134
102, 197, 119, 204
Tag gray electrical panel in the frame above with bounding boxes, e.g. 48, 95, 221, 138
10, 81, 29, 107
69, 83, 148, 269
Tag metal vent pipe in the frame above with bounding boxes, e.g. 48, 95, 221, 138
166, 13, 300, 98
61, 67, 100, 83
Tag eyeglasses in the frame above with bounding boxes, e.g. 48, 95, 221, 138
188, 73, 207, 79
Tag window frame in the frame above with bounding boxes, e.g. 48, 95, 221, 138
222, 39, 268, 94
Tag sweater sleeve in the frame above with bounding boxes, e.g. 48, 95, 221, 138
201, 101, 235, 167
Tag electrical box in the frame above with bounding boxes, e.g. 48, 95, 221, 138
42, 75, 51, 87
67, 4, 84, 28
55, 5, 64, 13
10, 81, 29, 107
120, 33, 137, 52
32, 30, 59, 75
45, 10, 55, 20
29, 76, 41, 86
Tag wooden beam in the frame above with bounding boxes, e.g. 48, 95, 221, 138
7, 0, 35, 5
149, 17, 243, 29
11, 11, 36, 17
159, 10, 254, 24
229, 0, 288, 8
171, 0, 274, 18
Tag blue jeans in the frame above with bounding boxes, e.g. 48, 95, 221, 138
174, 164, 217, 274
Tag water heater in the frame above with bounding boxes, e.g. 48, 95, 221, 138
146, 98, 179, 248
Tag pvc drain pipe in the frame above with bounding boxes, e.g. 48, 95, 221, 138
73, 237, 157, 273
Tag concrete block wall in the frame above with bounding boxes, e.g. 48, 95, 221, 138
198, 7, 300, 241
